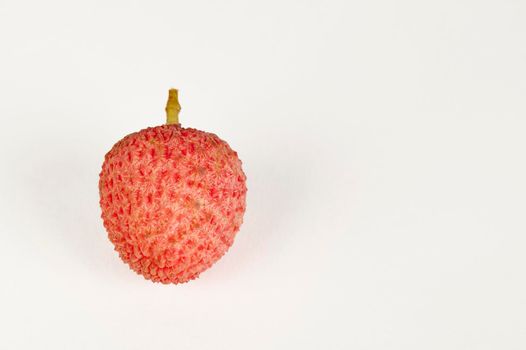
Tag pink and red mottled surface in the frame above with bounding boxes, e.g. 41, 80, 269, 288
99, 125, 247, 284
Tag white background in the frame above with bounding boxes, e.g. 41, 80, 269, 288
1, 1, 525, 349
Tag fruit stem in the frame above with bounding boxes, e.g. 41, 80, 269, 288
165, 88, 181, 125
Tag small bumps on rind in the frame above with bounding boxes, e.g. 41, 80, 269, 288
99, 125, 247, 284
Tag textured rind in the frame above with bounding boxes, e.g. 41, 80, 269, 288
99, 125, 247, 284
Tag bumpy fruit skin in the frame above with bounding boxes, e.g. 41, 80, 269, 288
99, 125, 247, 284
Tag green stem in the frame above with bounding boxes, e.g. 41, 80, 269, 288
165, 88, 181, 125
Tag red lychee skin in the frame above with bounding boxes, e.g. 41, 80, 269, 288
99, 125, 247, 284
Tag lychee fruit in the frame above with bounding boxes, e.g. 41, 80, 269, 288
99, 89, 247, 284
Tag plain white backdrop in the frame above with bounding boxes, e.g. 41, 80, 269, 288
1, 0, 525, 349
